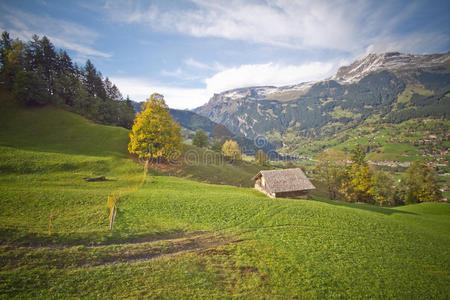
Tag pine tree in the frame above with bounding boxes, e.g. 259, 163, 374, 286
315, 149, 346, 200
192, 130, 209, 148
255, 149, 269, 166
0, 37, 25, 89
351, 144, 367, 166
82, 60, 98, 97
13, 71, 48, 105
0, 31, 12, 67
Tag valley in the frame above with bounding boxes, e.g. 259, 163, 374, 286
0, 101, 449, 298
0, 16, 449, 298
195, 52, 450, 165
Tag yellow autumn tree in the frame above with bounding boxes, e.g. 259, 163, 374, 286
339, 145, 374, 203
222, 140, 241, 161
128, 93, 182, 163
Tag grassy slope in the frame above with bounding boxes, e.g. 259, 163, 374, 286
0, 98, 449, 298
175, 144, 267, 187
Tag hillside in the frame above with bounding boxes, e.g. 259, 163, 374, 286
195, 52, 450, 158
0, 101, 449, 298
132, 101, 279, 156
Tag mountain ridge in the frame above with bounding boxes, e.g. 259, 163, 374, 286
130, 101, 279, 156
194, 51, 450, 155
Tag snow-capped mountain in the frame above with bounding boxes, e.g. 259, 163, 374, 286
216, 81, 317, 102
195, 51, 450, 142
332, 51, 450, 84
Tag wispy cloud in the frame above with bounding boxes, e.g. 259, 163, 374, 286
102, 0, 449, 55
184, 58, 224, 71
204, 61, 336, 94
160, 67, 204, 81
160, 68, 184, 78
0, 4, 111, 59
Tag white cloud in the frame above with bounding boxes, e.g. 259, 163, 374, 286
103, 0, 448, 55
105, 0, 357, 50
0, 4, 111, 58
184, 58, 224, 71
49, 36, 111, 58
204, 61, 336, 94
110, 77, 210, 109
184, 58, 211, 70
160, 68, 184, 78
112, 60, 337, 109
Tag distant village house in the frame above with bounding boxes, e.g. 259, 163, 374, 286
253, 168, 315, 199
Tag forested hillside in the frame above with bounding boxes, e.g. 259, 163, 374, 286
0, 31, 135, 128
195, 52, 450, 156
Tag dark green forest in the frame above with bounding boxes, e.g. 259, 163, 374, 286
0, 31, 135, 128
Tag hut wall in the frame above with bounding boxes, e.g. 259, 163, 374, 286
254, 178, 275, 198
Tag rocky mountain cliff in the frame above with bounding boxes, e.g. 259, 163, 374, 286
332, 51, 450, 84
194, 52, 450, 149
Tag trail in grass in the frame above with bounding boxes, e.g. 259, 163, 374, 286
88, 233, 239, 268
0, 232, 240, 271
108, 159, 149, 230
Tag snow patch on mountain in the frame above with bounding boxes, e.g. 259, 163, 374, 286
332, 52, 450, 84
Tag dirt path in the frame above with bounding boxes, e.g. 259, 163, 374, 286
89, 233, 237, 268
0, 232, 243, 271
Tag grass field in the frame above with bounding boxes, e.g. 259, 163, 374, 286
0, 100, 449, 298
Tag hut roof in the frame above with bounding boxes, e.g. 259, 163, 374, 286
252, 168, 315, 194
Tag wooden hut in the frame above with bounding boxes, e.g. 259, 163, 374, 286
252, 168, 315, 199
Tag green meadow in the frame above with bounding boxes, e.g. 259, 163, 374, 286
0, 101, 449, 298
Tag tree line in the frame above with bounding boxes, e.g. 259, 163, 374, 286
0, 31, 135, 128
191, 125, 270, 166
315, 145, 442, 206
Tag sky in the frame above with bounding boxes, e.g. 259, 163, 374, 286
0, 0, 449, 109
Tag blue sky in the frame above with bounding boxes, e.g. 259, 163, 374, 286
1, 0, 449, 109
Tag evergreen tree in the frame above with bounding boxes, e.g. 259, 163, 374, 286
0, 31, 12, 67
25, 35, 57, 93
0, 38, 25, 89
192, 130, 209, 148
56, 49, 74, 76
13, 71, 48, 105
255, 149, 269, 166
351, 144, 367, 166
82, 60, 99, 97
0, 31, 136, 130
54, 72, 78, 105
211, 139, 223, 152
315, 149, 345, 200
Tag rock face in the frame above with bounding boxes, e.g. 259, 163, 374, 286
194, 52, 450, 140
332, 52, 450, 84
